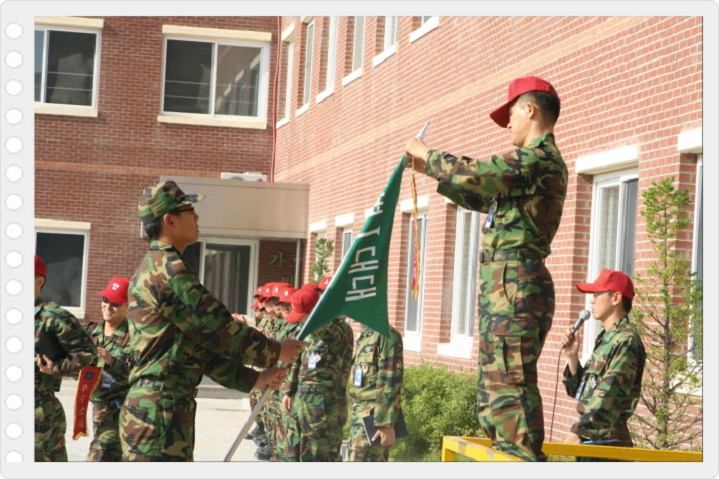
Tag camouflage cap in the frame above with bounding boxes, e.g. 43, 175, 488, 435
138, 180, 206, 225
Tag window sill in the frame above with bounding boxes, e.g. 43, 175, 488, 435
409, 16, 440, 44
157, 115, 266, 130
65, 308, 85, 320
403, 334, 421, 352
295, 104, 309, 118
35, 104, 98, 118
276, 118, 289, 129
437, 342, 473, 359
341, 68, 363, 87
316, 89, 334, 104
372, 44, 397, 68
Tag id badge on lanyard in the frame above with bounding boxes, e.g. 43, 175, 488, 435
483, 198, 497, 232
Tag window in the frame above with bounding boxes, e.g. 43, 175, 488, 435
451, 209, 479, 342
317, 16, 337, 103
183, 238, 258, 314
690, 156, 703, 362
384, 16, 400, 50
582, 169, 638, 358
282, 40, 294, 121
410, 16, 439, 43
301, 20, 314, 107
35, 222, 90, 318
352, 17, 365, 72
341, 228, 353, 259
161, 31, 269, 126
404, 213, 428, 343
34, 28, 99, 108
373, 16, 399, 67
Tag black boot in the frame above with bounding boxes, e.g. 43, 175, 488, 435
254, 445, 270, 461
245, 423, 264, 440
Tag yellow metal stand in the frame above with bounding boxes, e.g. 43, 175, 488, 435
441, 437, 703, 462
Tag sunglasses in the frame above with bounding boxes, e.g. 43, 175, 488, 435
101, 296, 124, 308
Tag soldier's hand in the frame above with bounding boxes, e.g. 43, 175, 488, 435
404, 138, 429, 172
97, 347, 112, 365
282, 395, 293, 414
255, 367, 288, 391
562, 328, 580, 358
277, 339, 304, 362
563, 432, 583, 445
372, 426, 396, 447
232, 313, 247, 324
36, 355, 54, 375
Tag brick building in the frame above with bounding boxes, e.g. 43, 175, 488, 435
35, 15, 703, 445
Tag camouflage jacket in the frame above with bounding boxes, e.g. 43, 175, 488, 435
283, 318, 354, 397
348, 326, 403, 428
563, 316, 646, 442
425, 133, 567, 258
34, 296, 96, 397
64, 319, 134, 404
126, 240, 280, 392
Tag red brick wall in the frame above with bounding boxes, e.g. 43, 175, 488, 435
274, 16, 703, 443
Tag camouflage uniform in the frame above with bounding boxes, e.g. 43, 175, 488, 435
268, 319, 301, 461
248, 313, 270, 435
563, 316, 646, 449
348, 326, 403, 462
425, 133, 567, 461
283, 317, 354, 461
34, 297, 97, 462
121, 240, 281, 461
64, 319, 134, 461
331, 318, 355, 460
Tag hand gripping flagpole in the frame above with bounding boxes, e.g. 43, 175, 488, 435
225, 121, 429, 461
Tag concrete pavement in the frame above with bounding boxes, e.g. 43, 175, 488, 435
56, 378, 262, 462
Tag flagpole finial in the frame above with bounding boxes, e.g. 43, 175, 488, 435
417, 121, 430, 140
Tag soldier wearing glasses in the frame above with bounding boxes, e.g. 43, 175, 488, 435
121, 180, 303, 461
66, 276, 134, 461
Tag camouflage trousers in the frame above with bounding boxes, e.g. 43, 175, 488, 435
285, 388, 340, 462
35, 393, 67, 462
265, 391, 282, 461
476, 259, 554, 462
120, 383, 198, 461
331, 388, 348, 461
249, 388, 264, 428
348, 400, 390, 462
87, 402, 123, 461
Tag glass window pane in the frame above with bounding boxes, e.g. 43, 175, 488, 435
352, 17, 365, 71
326, 17, 337, 91
405, 216, 426, 333
284, 41, 294, 118
36, 232, 85, 308
164, 39, 213, 114
303, 23, 314, 106
342, 230, 353, 258
34, 30, 45, 102
619, 179, 638, 276
214, 44, 263, 117
45, 30, 96, 106
202, 244, 251, 314
597, 185, 619, 270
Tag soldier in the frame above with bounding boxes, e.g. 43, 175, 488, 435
34, 255, 97, 461
121, 180, 303, 461
562, 269, 646, 455
64, 276, 134, 461
347, 325, 404, 462
282, 286, 354, 462
405, 76, 566, 461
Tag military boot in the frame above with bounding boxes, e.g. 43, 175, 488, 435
254, 445, 270, 461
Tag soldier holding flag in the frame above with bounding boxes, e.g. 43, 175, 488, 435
405, 76, 567, 461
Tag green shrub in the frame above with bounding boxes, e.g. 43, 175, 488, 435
391, 362, 480, 460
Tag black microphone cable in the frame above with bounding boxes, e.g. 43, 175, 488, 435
548, 309, 590, 442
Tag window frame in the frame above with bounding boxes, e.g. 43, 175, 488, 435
301, 19, 315, 108
451, 208, 479, 344
372, 16, 399, 68
403, 211, 429, 351
317, 16, 337, 103
341, 227, 354, 259
689, 155, 703, 365
342, 16, 365, 86
34, 25, 101, 117
409, 16, 439, 44
582, 168, 639, 360
159, 32, 271, 129
34, 220, 91, 319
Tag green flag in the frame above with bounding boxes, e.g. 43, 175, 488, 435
298, 156, 407, 340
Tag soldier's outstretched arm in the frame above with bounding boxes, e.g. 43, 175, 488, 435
53, 309, 97, 376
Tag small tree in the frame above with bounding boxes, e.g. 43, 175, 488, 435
629, 176, 703, 450
309, 237, 334, 283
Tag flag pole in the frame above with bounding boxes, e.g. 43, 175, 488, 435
224, 385, 273, 461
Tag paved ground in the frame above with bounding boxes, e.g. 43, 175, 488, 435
57, 378, 261, 462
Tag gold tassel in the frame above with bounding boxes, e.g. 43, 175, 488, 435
411, 157, 421, 299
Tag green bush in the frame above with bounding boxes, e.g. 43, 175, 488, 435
391, 362, 480, 460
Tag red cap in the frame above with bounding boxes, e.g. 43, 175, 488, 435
96, 276, 130, 305
489, 76, 559, 128
318, 276, 333, 292
278, 286, 299, 304
576, 269, 635, 301
263, 283, 276, 298
285, 287, 319, 323
35, 255, 47, 277
301, 283, 323, 293
253, 286, 265, 300
271, 282, 293, 299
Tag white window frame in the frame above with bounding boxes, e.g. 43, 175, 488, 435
688, 155, 703, 366
409, 16, 439, 44
403, 211, 428, 352
341, 228, 354, 259
317, 16, 337, 104
582, 168, 639, 360
192, 237, 259, 315
301, 19, 315, 109
34, 17, 103, 118
372, 16, 399, 68
342, 16, 365, 86
34, 219, 91, 319
158, 26, 271, 130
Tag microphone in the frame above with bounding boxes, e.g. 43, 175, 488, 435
570, 310, 591, 335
